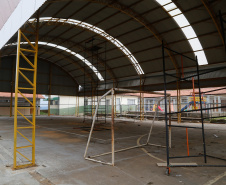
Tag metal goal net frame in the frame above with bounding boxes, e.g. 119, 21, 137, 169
84, 88, 171, 166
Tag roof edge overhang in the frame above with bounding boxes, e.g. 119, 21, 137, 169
0, 0, 47, 50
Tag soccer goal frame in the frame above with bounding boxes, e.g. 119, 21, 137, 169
84, 88, 171, 166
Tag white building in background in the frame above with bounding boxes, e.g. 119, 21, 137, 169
45, 87, 226, 116
44, 95, 84, 115
0, 92, 44, 116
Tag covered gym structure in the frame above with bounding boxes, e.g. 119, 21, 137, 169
0, 0, 226, 184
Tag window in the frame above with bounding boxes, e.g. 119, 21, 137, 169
84, 99, 88, 106
127, 99, 135, 105
145, 99, 154, 111
116, 98, 120, 105
106, 99, 110, 106
0, 100, 9, 103
181, 98, 188, 103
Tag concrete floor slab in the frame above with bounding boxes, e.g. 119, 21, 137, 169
0, 116, 225, 185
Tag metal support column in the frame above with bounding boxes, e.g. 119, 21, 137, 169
192, 77, 197, 110
10, 90, 13, 117
48, 95, 51, 116
177, 82, 181, 123
48, 64, 52, 116
219, 10, 226, 51
162, 41, 170, 174
168, 95, 172, 148
196, 56, 207, 163
13, 12, 39, 169
113, 83, 116, 118
140, 75, 145, 121
111, 89, 115, 166
75, 96, 79, 117
92, 86, 95, 117
10, 64, 15, 117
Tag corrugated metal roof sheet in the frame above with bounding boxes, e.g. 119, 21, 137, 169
0, 0, 225, 95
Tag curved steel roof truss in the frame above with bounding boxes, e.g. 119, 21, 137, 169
28, 17, 144, 75
5, 41, 104, 81
200, 0, 225, 45
2, 43, 96, 84
88, 0, 180, 74
28, 35, 117, 83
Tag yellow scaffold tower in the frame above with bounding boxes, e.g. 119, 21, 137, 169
13, 13, 39, 169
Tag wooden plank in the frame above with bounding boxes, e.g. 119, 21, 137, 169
157, 163, 197, 167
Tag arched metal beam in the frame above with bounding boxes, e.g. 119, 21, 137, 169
1, 46, 95, 85
200, 0, 225, 45
87, 0, 180, 75
27, 35, 117, 83
3, 42, 99, 84
26, 18, 144, 75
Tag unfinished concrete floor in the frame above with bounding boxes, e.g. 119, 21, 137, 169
0, 116, 226, 185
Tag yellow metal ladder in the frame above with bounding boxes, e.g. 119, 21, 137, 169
14, 19, 39, 169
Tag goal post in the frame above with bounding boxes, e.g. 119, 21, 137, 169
84, 88, 171, 166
